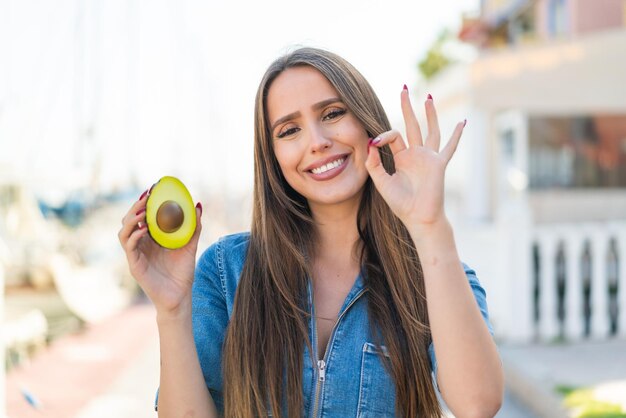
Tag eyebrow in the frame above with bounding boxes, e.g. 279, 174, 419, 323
270, 97, 343, 133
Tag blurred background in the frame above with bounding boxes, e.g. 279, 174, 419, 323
1, 0, 625, 417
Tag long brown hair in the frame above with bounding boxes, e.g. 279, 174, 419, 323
222, 47, 442, 418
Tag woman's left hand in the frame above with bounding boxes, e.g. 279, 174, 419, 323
364, 88, 465, 228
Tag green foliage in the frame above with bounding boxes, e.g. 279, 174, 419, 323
418, 29, 454, 80
555, 384, 579, 396
555, 385, 626, 418
418, 50, 450, 80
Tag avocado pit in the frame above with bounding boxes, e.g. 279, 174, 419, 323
156, 200, 184, 233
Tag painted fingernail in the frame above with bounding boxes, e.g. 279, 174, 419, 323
136, 208, 145, 216
403, 84, 408, 91
196, 202, 203, 215
427, 93, 433, 100
372, 137, 382, 145
139, 189, 148, 200
463, 119, 467, 127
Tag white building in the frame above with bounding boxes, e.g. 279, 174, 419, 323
427, 0, 626, 343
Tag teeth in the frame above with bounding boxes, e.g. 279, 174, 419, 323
311, 158, 345, 175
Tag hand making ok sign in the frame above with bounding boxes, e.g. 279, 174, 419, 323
365, 87, 465, 229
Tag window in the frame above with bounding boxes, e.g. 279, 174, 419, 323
528, 115, 626, 189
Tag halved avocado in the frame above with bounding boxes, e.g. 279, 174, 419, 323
145, 176, 196, 249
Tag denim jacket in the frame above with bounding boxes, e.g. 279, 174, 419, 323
155, 232, 494, 417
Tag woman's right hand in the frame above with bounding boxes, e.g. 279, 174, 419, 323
118, 188, 203, 316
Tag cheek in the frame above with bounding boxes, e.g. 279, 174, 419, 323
344, 121, 368, 142
328, 124, 365, 144
273, 145, 300, 175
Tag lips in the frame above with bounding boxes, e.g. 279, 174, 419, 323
303, 153, 350, 172
306, 154, 349, 181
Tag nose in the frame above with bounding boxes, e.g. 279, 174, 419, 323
307, 124, 332, 153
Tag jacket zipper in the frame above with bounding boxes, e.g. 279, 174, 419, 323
310, 288, 366, 418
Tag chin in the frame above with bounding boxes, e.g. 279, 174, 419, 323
304, 187, 365, 207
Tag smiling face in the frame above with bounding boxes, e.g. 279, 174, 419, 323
267, 66, 370, 210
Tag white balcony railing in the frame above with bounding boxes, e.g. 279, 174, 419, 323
531, 222, 626, 342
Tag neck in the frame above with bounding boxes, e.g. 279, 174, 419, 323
309, 198, 361, 265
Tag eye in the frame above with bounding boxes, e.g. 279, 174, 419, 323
276, 126, 300, 139
322, 108, 347, 121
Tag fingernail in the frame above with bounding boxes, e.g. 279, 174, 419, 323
427, 93, 433, 100
368, 138, 374, 146
138, 222, 145, 229
463, 119, 467, 127
372, 137, 382, 145
136, 208, 145, 216
139, 189, 148, 200
403, 84, 408, 91
196, 202, 203, 215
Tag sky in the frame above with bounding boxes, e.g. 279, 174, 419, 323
0, 0, 479, 199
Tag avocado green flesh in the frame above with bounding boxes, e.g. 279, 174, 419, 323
145, 176, 196, 249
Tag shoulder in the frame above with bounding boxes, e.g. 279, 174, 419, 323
195, 231, 251, 309
197, 231, 251, 272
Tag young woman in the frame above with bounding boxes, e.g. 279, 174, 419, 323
118, 47, 504, 418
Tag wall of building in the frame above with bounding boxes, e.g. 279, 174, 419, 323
469, 29, 626, 113
530, 190, 626, 223
572, 0, 625, 35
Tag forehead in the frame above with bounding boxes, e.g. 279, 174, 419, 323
267, 66, 340, 123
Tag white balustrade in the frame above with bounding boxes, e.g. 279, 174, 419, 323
612, 221, 626, 339
531, 221, 626, 343
591, 229, 610, 339
537, 230, 559, 341
564, 232, 583, 341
